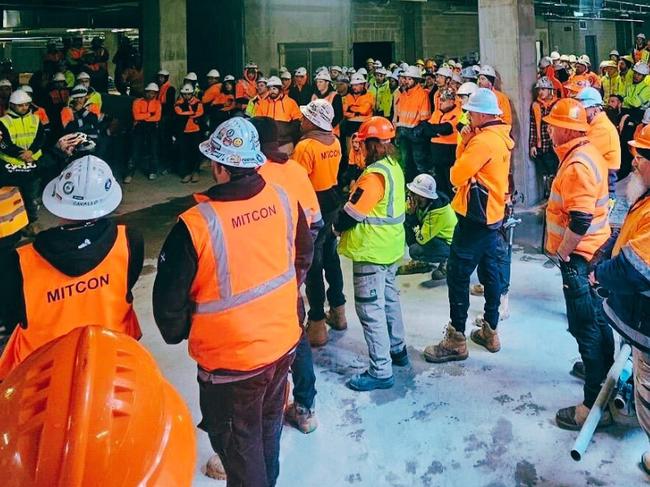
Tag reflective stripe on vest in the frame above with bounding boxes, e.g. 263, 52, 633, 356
0, 113, 43, 166
364, 160, 405, 225
193, 185, 295, 315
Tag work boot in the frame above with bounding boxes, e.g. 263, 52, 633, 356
191, 172, 200, 183
285, 403, 318, 434
470, 319, 501, 353
499, 293, 510, 320
570, 361, 586, 381
325, 305, 347, 330
430, 261, 447, 281
180, 174, 192, 183
390, 346, 409, 366
470, 283, 484, 296
346, 371, 394, 391
555, 404, 613, 431
205, 454, 227, 480
641, 451, 650, 476
306, 319, 328, 347
397, 260, 434, 275
123, 175, 133, 184
423, 323, 468, 363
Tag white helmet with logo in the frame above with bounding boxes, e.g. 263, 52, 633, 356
76, 72, 90, 81
42, 155, 122, 220
300, 99, 334, 131
184, 72, 198, 81
407, 173, 438, 200
199, 117, 266, 169
457, 82, 478, 97
350, 73, 366, 85
180, 83, 194, 94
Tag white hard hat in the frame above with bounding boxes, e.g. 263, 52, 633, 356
180, 83, 194, 94
535, 77, 554, 90
42, 155, 122, 221
9, 90, 31, 105
463, 88, 502, 115
402, 65, 422, 79
245, 61, 258, 69
609, 49, 620, 57
457, 82, 478, 97
223, 75, 235, 82
207, 69, 220, 78
560, 54, 570, 62
407, 174, 438, 200
550, 51, 561, 61
19, 85, 33, 94
436, 66, 453, 78
539, 56, 552, 69
256, 77, 268, 85
568, 54, 577, 63
315, 71, 332, 82
52, 73, 66, 82
373, 60, 382, 68
479, 65, 496, 78
577, 55, 591, 66
638, 33, 647, 39
280, 71, 292, 80
634, 62, 650, 76
199, 117, 266, 169
300, 99, 334, 131
266, 76, 282, 87
643, 108, 650, 125
158, 69, 170, 76
350, 73, 366, 85
279, 66, 288, 73
76, 71, 90, 80
451, 73, 463, 84
144, 82, 160, 92
70, 85, 89, 99
184, 72, 198, 81
461, 67, 478, 80
330, 66, 342, 73
356, 67, 368, 77
295, 67, 307, 76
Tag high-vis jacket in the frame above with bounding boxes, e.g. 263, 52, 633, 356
587, 111, 621, 171
0, 186, 28, 238
202, 83, 223, 106
174, 96, 204, 133
0, 225, 141, 379
529, 96, 556, 154
493, 89, 513, 125
338, 156, 406, 264
256, 95, 301, 122
0, 111, 43, 167
602, 74, 619, 102
450, 121, 514, 228
624, 81, 650, 109
179, 183, 301, 372
369, 80, 393, 117
395, 84, 431, 128
292, 133, 341, 192
132, 98, 162, 125
344, 92, 375, 122
545, 137, 610, 261
427, 106, 462, 145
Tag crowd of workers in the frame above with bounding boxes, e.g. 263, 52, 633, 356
0, 32, 649, 486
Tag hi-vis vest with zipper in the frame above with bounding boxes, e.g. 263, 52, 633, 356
545, 139, 611, 261
0, 186, 28, 237
338, 156, 406, 264
0, 225, 141, 380
180, 183, 301, 373
0, 112, 43, 167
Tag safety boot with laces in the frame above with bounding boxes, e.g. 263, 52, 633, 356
423, 323, 468, 363
307, 319, 328, 347
470, 319, 501, 353
325, 305, 347, 330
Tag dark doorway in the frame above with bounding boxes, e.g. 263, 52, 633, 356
585, 35, 598, 67
353, 42, 393, 70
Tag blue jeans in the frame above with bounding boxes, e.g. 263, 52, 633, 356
291, 331, 317, 409
397, 126, 431, 183
408, 237, 450, 264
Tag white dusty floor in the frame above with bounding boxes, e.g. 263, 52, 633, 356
133, 246, 648, 487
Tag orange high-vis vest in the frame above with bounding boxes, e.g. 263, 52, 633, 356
344, 92, 374, 122
33, 106, 49, 125
546, 138, 611, 261
292, 136, 342, 192
132, 98, 162, 124
428, 106, 461, 144
180, 184, 301, 372
0, 225, 141, 379
158, 81, 172, 105
202, 83, 223, 106
255, 95, 302, 122
395, 84, 431, 128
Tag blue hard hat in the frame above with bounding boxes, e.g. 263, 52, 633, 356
462, 88, 502, 115
576, 87, 603, 108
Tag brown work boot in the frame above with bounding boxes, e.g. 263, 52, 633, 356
285, 403, 318, 434
326, 305, 347, 330
470, 319, 501, 353
423, 323, 468, 363
470, 283, 484, 296
205, 454, 227, 480
555, 403, 613, 431
307, 319, 328, 347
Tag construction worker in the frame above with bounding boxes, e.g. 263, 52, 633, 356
128, 83, 161, 182
156, 68, 176, 174
61, 85, 105, 160
153, 117, 312, 487
287, 67, 313, 106
280, 70, 293, 95
334, 117, 406, 391
634, 33, 648, 63
394, 65, 432, 182
0, 155, 143, 379
46, 72, 70, 123
66, 36, 86, 74
455, 82, 478, 138
432, 65, 453, 111
530, 77, 559, 198
600, 60, 620, 103
202, 69, 223, 129
174, 83, 204, 183
592, 125, 650, 473
624, 62, 650, 111
424, 88, 514, 363
252, 115, 322, 434
76, 71, 102, 110
182, 71, 200, 98
236, 61, 259, 109
336, 74, 350, 98
19, 85, 50, 140
616, 55, 635, 97
312, 71, 344, 135
292, 100, 346, 347
369, 67, 392, 118
576, 87, 621, 200
0, 79, 11, 116
538, 56, 566, 98
541, 98, 613, 430
255, 76, 301, 154
0, 325, 196, 487
85, 37, 110, 91
477, 65, 513, 125
245, 77, 269, 117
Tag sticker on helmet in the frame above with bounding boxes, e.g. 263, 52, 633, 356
63, 181, 75, 195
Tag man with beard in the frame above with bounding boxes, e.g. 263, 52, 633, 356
368, 68, 392, 118
255, 76, 301, 154
623, 62, 650, 111
235, 61, 259, 110
634, 33, 648, 63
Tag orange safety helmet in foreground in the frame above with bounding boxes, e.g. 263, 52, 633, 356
542, 97, 589, 132
0, 326, 196, 487
356, 116, 396, 141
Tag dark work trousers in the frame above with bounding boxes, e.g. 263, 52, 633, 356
291, 330, 317, 409
408, 238, 450, 264
18, 177, 41, 222
158, 116, 176, 172
397, 126, 431, 183
305, 211, 346, 321
128, 122, 159, 176
429, 143, 457, 201
178, 131, 202, 177
560, 255, 615, 408
198, 352, 295, 487
447, 216, 501, 332
477, 228, 510, 296
534, 151, 559, 199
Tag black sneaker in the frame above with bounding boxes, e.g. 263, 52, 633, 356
390, 347, 409, 366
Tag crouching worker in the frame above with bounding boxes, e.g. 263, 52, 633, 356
397, 173, 457, 282
0, 155, 144, 380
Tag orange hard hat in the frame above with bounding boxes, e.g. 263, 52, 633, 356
629, 124, 650, 150
356, 116, 396, 141
543, 97, 589, 132
0, 326, 196, 487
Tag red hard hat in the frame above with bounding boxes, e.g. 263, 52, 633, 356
0, 326, 196, 487
356, 116, 396, 141
543, 97, 589, 132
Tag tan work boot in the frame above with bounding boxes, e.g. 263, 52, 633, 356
470, 319, 501, 353
205, 454, 227, 480
307, 319, 328, 347
285, 403, 318, 434
423, 323, 468, 363
470, 283, 484, 296
326, 305, 348, 330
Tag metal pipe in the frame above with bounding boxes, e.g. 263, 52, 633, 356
571, 343, 632, 461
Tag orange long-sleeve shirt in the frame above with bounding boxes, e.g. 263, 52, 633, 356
493, 89, 512, 126
132, 98, 162, 124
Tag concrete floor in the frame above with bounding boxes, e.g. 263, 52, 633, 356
38, 174, 649, 486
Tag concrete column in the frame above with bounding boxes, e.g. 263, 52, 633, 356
141, 0, 187, 88
478, 0, 538, 205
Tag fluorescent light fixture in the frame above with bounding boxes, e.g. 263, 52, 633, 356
573, 11, 584, 17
